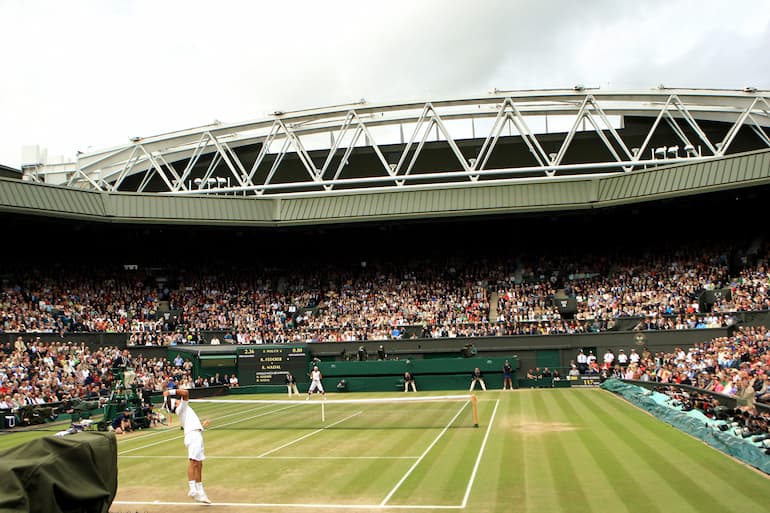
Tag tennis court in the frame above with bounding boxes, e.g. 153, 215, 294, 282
5, 388, 770, 513
112, 394, 492, 511
107, 388, 770, 513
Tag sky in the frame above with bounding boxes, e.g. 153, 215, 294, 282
1, 0, 769, 169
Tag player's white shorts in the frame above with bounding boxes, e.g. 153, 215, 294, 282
308, 380, 325, 393
184, 430, 206, 461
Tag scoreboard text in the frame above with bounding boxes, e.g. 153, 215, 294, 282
237, 346, 309, 385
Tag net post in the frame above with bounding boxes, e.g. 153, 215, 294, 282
471, 394, 479, 427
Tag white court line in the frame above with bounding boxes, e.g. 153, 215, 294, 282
114, 399, 488, 510
379, 401, 470, 506
118, 403, 299, 455
461, 399, 499, 508
112, 500, 464, 509
120, 455, 418, 460
257, 411, 362, 457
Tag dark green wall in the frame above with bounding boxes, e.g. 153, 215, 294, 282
317, 356, 517, 392
306, 327, 732, 375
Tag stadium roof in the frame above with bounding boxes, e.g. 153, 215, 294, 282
4, 88, 770, 226
0, 164, 20, 179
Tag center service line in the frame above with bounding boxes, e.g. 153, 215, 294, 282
379, 400, 470, 506
258, 411, 363, 458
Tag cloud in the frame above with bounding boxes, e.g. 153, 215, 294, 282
0, 0, 769, 168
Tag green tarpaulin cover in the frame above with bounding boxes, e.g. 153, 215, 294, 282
0, 431, 117, 513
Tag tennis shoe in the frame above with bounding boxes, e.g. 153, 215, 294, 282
188, 489, 198, 498
195, 493, 212, 504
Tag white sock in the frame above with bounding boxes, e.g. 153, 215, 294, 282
188, 480, 197, 492
196, 482, 204, 493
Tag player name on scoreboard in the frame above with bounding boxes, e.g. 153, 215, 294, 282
572, 375, 602, 387
237, 345, 309, 385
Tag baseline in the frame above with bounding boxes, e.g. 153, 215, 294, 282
111, 500, 465, 509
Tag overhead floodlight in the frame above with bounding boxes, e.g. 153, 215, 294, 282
129, 136, 142, 142
684, 144, 697, 156
193, 178, 203, 185
667, 145, 679, 157
744, 86, 757, 93
654, 146, 667, 157
216, 177, 227, 185
271, 111, 284, 116
573, 84, 585, 91
656, 83, 666, 90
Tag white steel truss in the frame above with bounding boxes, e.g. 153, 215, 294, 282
23, 88, 770, 196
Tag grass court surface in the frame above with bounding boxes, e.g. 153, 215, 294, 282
2, 388, 769, 513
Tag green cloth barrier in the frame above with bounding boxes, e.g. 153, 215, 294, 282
602, 379, 770, 474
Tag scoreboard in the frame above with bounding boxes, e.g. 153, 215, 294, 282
236, 345, 309, 385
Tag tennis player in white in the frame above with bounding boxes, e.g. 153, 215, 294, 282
306, 366, 326, 399
163, 387, 211, 504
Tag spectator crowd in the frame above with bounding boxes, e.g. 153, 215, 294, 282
1, 241, 769, 345
0, 336, 240, 425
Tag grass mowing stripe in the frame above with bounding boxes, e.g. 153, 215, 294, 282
571, 390, 733, 511
569, 389, 717, 511
595, 389, 770, 507
520, 391, 560, 513
530, 391, 594, 512
514, 390, 529, 513
550, 390, 663, 513
380, 400, 470, 506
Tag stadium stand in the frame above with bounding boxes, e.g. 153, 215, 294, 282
2, 240, 769, 342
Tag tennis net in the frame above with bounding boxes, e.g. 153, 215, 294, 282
184, 394, 480, 431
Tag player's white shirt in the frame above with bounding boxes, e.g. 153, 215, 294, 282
176, 399, 204, 434
311, 370, 322, 382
